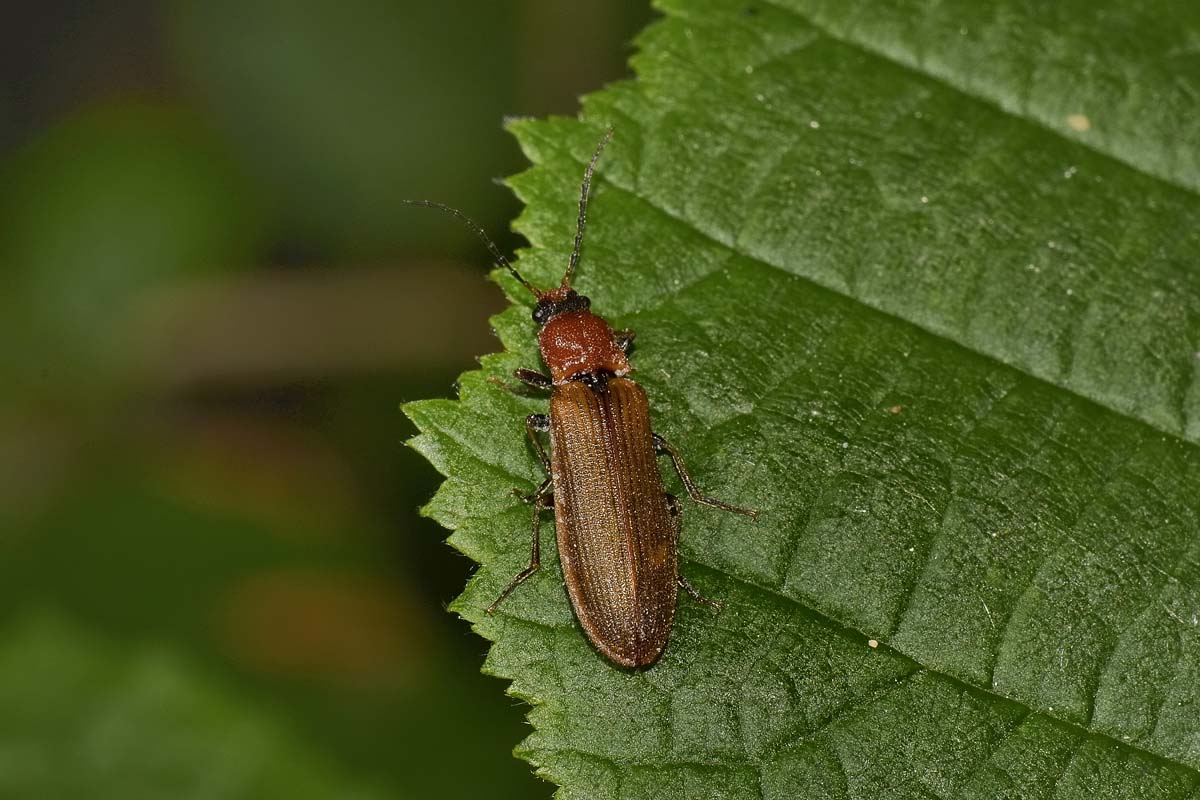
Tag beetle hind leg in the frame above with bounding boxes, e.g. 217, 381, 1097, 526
679, 574, 723, 614
667, 492, 723, 613
653, 433, 758, 519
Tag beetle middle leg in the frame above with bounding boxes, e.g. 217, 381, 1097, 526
487, 476, 552, 614
667, 493, 724, 612
654, 433, 758, 519
524, 413, 551, 473
510, 414, 550, 496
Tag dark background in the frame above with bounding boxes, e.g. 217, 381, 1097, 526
0, 2, 651, 797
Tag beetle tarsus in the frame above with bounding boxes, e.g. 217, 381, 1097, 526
679, 574, 723, 613
653, 433, 759, 519
614, 328, 636, 353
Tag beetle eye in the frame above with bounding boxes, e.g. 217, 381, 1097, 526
532, 302, 551, 325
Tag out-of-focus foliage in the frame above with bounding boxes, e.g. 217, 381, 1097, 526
1, 1, 649, 798
0, 614, 381, 799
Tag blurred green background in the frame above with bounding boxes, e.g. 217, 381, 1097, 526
0, 2, 651, 797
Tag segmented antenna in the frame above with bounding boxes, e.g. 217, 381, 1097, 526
400, 199, 539, 297
562, 127, 614, 289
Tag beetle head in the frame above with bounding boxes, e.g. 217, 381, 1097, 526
532, 287, 591, 326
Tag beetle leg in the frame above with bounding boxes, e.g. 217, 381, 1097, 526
653, 433, 758, 519
487, 368, 552, 395
678, 573, 723, 613
525, 413, 551, 473
511, 486, 553, 506
613, 328, 636, 353
666, 492, 683, 517
515, 368, 553, 390
666, 492, 723, 612
487, 480, 552, 614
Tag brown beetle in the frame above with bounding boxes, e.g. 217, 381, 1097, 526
406, 130, 756, 667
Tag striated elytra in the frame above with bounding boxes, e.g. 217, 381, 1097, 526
404, 129, 757, 667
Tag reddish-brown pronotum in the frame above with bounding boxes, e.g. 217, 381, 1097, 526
404, 129, 757, 668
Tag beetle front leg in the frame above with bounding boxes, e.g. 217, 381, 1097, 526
653, 434, 758, 519
515, 368, 552, 390
487, 477, 552, 614
488, 367, 552, 395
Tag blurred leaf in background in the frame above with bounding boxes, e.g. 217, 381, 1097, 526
0, 614, 382, 799
0, 1, 650, 798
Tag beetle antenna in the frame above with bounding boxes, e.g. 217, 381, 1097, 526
400, 199, 539, 297
562, 127, 614, 289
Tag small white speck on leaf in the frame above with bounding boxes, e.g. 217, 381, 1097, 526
1026, 263, 1040, 273
1063, 165, 1078, 179
808, 119, 820, 129
1066, 288, 1074, 296
920, 195, 929, 204
744, 64, 754, 74
1066, 113, 1091, 132
959, 26, 969, 35
888, 405, 903, 414
868, 639, 879, 649
840, 441, 849, 449
755, 93, 766, 103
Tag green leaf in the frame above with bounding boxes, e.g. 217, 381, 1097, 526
0, 614, 382, 800
405, 0, 1200, 796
